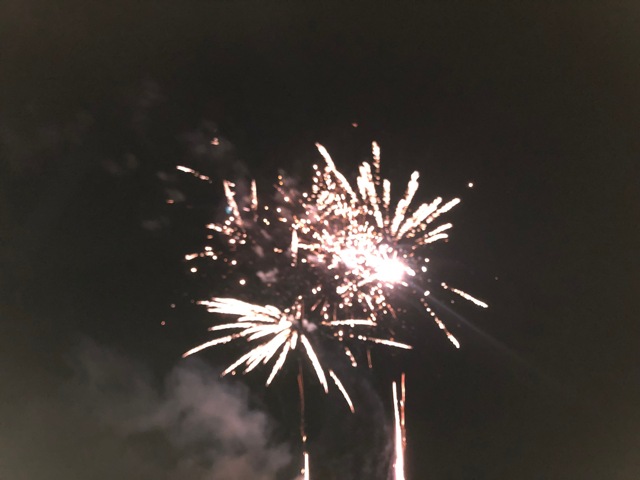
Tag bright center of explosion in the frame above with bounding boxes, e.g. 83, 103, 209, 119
374, 256, 409, 284
337, 246, 414, 285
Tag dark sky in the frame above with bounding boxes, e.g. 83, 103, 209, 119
1, 2, 639, 479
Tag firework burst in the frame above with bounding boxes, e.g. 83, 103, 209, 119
290, 142, 487, 347
182, 296, 410, 408
178, 140, 486, 377
176, 140, 489, 479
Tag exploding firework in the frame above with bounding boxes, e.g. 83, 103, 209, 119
182, 296, 410, 406
178, 141, 487, 379
290, 142, 488, 347
177, 140, 488, 479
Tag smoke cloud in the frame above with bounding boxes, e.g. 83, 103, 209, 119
0, 340, 292, 480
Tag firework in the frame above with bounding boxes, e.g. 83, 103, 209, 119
182, 296, 410, 404
177, 140, 487, 479
178, 140, 486, 384
289, 142, 487, 347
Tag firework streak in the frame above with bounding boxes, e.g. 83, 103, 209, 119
392, 374, 409, 480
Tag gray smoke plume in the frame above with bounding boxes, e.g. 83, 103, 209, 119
0, 340, 293, 480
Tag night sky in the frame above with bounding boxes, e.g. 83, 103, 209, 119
1, 2, 639, 479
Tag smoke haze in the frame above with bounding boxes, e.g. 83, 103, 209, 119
0, 340, 292, 480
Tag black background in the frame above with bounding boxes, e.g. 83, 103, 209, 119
1, 2, 639, 479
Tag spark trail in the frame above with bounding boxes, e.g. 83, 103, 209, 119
392, 378, 406, 480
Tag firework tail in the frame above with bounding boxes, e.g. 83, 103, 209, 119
392, 377, 406, 480
298, 361, 310, 479
401, 373, 406, 452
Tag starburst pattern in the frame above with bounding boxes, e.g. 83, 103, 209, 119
179, 141, 487, 375
290, 142, 486, 347
183, 296, 410, 403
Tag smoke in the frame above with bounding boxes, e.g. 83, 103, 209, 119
179, 121, 247, 178
0, 340, 292, 480
0, 110, 94, 174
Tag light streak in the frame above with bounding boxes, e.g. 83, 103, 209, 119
300, 334, 328, 393
176, 165, 211, 182
303, 451, 310, 480
392, 381, 405, 480
329, 369, 355, 413
441, 282, 489, 308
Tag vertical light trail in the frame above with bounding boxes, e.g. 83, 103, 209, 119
303, 451, 310, 480
392, 381, 405, 480
298, 365, 311, 480
401, 373, 406, 451
298, 365, 307, 445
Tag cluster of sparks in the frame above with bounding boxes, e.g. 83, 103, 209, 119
182, 297, 376, 410
177, 141, 487, 478
180, 142, 486, 382
291, 142, 487, 349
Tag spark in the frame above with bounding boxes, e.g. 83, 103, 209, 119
400, 373, 406, 451
344, 346, 358, 367
441, 282, 489, 308
222, 180, 243, 228
354, 335, 412, 349
176, 165, 211, 182
329, 369, 355, 413
322, 319, 376, 327
300, 333, 328, 393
